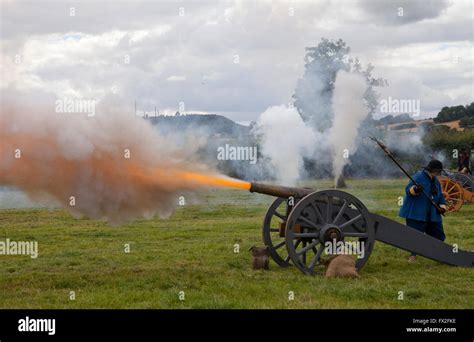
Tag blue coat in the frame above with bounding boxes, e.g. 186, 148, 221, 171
399, 170, 446, 222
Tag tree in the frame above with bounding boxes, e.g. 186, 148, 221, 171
434, 103, 474, 123
460, 116, 474, 128
293, 38, 387, 132
293, 38, 349, 132
434, 105, 465, 123
293, 38, 387, 187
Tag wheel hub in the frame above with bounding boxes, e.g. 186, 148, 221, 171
320, 224, 343, 243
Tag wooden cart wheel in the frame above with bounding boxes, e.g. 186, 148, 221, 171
453, 173, 474, 192
439, 176, 464, 212
262, 197, 293, 267
285, 190, 375, 275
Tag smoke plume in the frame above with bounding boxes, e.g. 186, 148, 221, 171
329, 71, 369, 185
0, 93, 243, 225
255, 71, 369, 186
254, 105, 318, 185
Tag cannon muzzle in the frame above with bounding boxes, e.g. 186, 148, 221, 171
249, 182, 314, 198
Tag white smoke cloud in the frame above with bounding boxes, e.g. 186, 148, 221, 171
256, 72, 370, 186
0, 92, 219, 225
255, 105, 318, 185
328, 71, 369, 185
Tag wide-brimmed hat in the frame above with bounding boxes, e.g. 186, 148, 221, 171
425, 159, 443, 172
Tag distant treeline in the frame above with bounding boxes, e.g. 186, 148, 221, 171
389, 122, 417, 130
422, 102, 474, 165
423, 126, 474, 157
433, 102, 474, 126
375, 102, 474, 129
376, 113, 414, 125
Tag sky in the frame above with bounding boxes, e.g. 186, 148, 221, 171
1, 0, 473, 123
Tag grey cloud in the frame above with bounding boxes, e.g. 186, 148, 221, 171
358, 0, 451, 25
1, 0, 471, 122
0, 1, 209, 39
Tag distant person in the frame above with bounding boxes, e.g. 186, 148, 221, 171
399, 159, 447, 263
458, 150, 471, 174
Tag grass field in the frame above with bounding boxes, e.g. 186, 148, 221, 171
0, 178, 473, 309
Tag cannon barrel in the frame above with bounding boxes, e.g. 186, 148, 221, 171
249, 182, 314, 198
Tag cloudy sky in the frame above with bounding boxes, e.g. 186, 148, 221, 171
1, 0, 472, 123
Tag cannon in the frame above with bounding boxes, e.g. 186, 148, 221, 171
249, 182, 474, 275
438, 172, 474, 213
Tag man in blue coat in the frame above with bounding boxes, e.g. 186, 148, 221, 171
399, 159, 448, 263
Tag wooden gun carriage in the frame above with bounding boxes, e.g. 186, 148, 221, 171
249, 182, 474, 275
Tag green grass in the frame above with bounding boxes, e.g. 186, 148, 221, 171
0, 178, 473, 309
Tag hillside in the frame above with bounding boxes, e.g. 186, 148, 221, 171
146, 114, 250, 137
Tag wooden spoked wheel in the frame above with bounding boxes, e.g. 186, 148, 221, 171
284, 190, 374, 275
262, 197, 293, 267
439, 176, 464, 212
453, 173, 474, 193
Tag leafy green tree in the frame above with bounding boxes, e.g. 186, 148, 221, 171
423, 127, 474, 168
293, 38, 387, 132
460, 116, 474, 128
292, 38, 387, 187
434, 103, 474, 123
